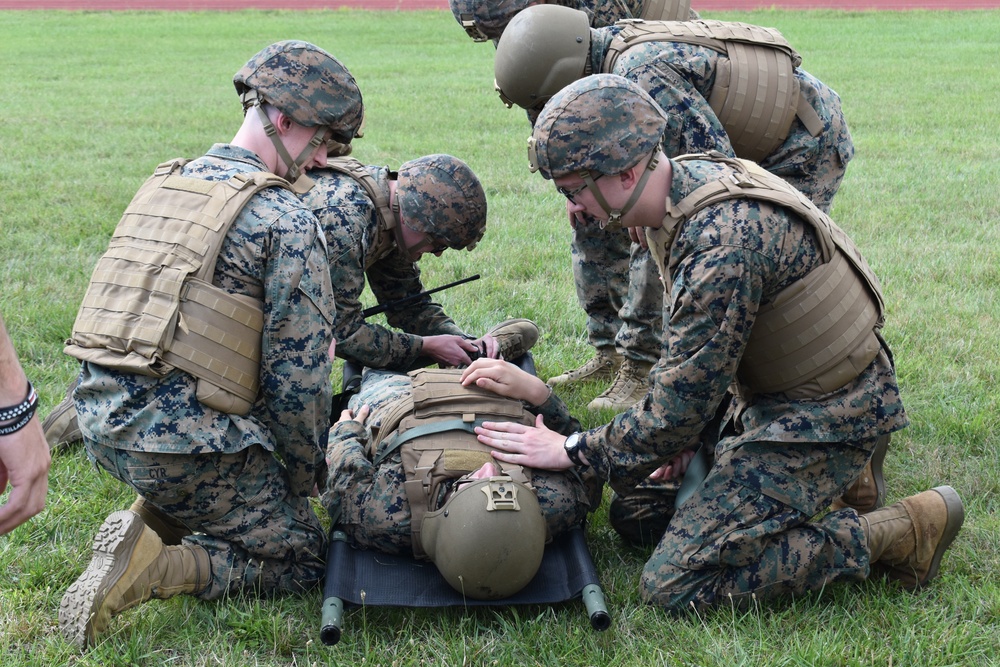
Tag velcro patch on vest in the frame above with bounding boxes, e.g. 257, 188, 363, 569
444, 449, 494, 474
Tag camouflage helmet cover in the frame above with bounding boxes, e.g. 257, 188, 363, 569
493, 4, 591, 111
528, 73, 668, 180
449, 0, 534, 41
396, 154, 487, 250
233, 40, 364, 143
421, 476, 546, 600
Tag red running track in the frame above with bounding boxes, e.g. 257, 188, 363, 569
2, 0, 998, 10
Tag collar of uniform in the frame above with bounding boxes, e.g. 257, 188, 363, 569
205, 143, 270, 173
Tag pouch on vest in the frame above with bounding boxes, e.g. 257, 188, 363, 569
372, 368, 537, 559
646, 153, 885, 399
65, 159, 291, 414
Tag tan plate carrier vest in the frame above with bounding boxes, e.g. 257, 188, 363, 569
646, 153, 885, 399
321, 157, 400, 267
368, 368, 537, 559
602, 19, 824, 163
65, 159, 292, 415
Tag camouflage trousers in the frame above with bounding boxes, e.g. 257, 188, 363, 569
640, 437, 875, 612
572, 220, 663, 365
87, 442, 326, 600
609, 478, 681, 547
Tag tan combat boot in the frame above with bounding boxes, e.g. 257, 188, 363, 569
485, 318, 539, 361
861, 485, 964, 589
128, 496, 193, 546
59, 510, 211, 649
42, 378, 82, 451
587, 358, 653, 410
831, 434, 890, 513
548, 348, 622, 387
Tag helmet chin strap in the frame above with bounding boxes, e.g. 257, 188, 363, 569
389, 187, 423, 263
581, 154, 659, 230
254, 103, 328, 193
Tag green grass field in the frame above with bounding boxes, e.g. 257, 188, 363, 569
2, 7, 999, 666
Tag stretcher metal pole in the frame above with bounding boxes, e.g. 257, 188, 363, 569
320, 531, 348, 645
582, 583, 611, 631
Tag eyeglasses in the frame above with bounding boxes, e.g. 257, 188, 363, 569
556, 181, 588, 202
411, 234, 450, 256
557, 173, 605, 203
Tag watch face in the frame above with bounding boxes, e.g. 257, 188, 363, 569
564, 432, 584, 467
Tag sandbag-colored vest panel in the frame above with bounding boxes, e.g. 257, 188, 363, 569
162, 278, 264, 415
604, 20, 802, 162
65, 160, 289, 414
647, 154, 885, 398
739, 251, 882, 396
707, 41, 799, 162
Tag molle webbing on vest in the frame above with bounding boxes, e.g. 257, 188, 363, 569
604, 19, 807, 162
640, 0, 693, 21
322, 157, 398, 266
707, 40, 798, 162
654, 154, 886, 397
373, 368, 535, 559
65, 159, 290, 414
739, 251, 881, 396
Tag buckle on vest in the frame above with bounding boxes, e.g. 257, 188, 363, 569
731, 171, 754, 188
229, 172, 255, 190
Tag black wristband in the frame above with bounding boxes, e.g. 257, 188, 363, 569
0, 381, 39, 436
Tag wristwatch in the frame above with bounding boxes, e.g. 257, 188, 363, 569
563, 432, 587, 467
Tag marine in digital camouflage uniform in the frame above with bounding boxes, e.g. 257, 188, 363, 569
58, 41, 364, 648
451, 0, 702, 410
301, 154, 494, 371
477, 75, 964, 612
322, 342, 594, 599
322, 364, 591, 555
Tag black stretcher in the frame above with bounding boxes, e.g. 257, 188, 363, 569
320, 523, 610, 645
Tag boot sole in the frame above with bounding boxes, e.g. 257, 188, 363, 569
587, 394, 645, 411
59, 511, 158, 648
485, 318, 539, 361
547, 362, 618, 387
914, 485, 965, 589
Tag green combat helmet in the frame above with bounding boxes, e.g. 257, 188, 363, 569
529, 74, 667, 226
421, 475, 546, 600
233, 40, 365, 188
494, 4, 591, 111
394, 154, 487, 258
449, 0, 535, 42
